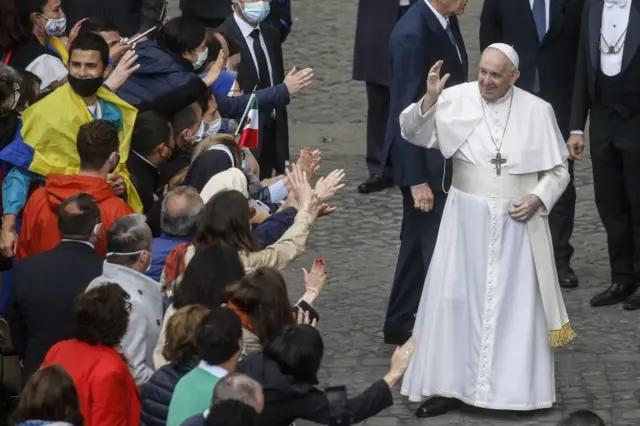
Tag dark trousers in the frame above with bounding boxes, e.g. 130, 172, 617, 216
365, 82, 391, 176
549, 160, 576, 269
590, 112, 640, 285
258, 120, 280, 179
384, 188, 447, 336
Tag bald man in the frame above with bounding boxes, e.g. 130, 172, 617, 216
397, 45, 573, 416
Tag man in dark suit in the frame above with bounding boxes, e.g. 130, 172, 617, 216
480, 0, 586, 289
352, 0, 416, 194
7, 193, 105, 383
379, 0, 468, 352
64, 0, 164, 38
568, 0, 640, 309
219, 1, 290, 178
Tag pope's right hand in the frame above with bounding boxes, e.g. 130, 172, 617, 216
411, 184, 434, 212
567, 134, 585, 160
426, 60, 450, 99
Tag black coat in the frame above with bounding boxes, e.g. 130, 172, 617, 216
140, 360, 197, 426
569, 0, 640, 133
480, 0, 586, 136
6, 241, 105, 383
352, 0, 417, 85
218, 16, 290, 170
379, 0, 468, 189
237, 352, 393, 426
62, 0, 163, 37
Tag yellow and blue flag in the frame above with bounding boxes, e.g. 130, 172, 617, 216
0, 83, 143, 213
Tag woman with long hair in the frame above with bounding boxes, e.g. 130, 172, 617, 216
10, 365, 84, 426
1, 0, 68, 90
225, 265, 326, 354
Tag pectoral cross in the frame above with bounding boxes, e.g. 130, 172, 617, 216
491, 152, 507, 176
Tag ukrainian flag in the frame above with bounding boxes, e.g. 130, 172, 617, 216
0, 83, 143, 213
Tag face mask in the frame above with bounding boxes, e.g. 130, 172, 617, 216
68, 75, 104, 97
189, 121, 206, 143
206, 118, 222, 136
42, 15, 67, 37
193, 48, 209, 70
9, 88, 20, 110
242, 1, 270, 24
225, 62, 238, 78
107, 249, 152, 272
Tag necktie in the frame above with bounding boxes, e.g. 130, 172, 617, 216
532, 0, 546, 93
604, 0, 627, 7
445, 22, 466, 70
250, 29, 271, 89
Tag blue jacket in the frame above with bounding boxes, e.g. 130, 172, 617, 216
253, 207, 296, 248
146, 234, 193, 282
140, 360, 198, 426
117, 41, 291, 119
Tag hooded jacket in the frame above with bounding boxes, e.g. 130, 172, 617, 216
237, 352, 394, 426
16, 174, 134, 259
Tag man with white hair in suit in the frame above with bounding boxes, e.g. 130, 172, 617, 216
397, 44, 574, 417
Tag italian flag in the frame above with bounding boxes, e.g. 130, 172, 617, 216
235, 94, 259, 149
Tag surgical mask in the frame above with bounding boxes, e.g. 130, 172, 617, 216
206, 118, 222, 136
242, 1, 270, 24
190, 121, 206, 143
67, 75, 104, 97
106, 249, 152, 272
42, 15, 67, 37
8, 87, 20, 110
193, 48, 209, 70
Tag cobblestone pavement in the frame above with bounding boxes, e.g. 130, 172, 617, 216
170, 1, 639, 425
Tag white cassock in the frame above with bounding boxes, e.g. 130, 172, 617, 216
399, 82, 573, 410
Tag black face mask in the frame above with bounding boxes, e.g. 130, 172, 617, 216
68, 75, 104, 97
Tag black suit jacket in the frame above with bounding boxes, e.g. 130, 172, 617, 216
63, 0, 163, 37
219, 15, 290, 170
480, 0, 585, 136
380, 1, 468, 189
570, 0, 640, 131
7, 241, 105, 382
352, 0, 418, 85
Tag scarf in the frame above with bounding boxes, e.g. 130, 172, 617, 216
226, 301, 254, 332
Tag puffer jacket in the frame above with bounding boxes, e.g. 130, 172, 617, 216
140, 360, 198, 426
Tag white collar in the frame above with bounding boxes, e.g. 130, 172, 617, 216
234, 12, 259, 39
133, 150, 157, 169
60, 239, 95, 249
198, 361, 230, 379
424, 0, 449, 29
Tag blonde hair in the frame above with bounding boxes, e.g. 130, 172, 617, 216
162, 304, 210, 364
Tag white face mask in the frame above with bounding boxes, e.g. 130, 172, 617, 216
206, 118, 222, 136
42, 15, 67, 37
193, 47, 209, 70
106, 249, 152, 272
190, 120, 206, 143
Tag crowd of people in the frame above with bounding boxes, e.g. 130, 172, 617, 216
0, 0, 418, 424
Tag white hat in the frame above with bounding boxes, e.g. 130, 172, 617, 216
487, 43, 519, 69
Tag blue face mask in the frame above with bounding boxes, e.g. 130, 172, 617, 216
242, 1, 270, 24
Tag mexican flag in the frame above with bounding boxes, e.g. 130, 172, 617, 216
235, 94, 259, 149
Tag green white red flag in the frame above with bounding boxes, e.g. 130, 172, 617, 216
235, 94, 259, 149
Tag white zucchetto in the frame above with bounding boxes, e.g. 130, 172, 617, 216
487, 43, 520, 70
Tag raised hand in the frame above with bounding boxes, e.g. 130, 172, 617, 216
104, 50, 140, 92
315, 169, 346, 202
426, 60, 450, 99
284, 67, 314, 95
203, 50, 227, 87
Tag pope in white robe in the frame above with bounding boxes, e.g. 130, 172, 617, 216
399, 44, 575, 415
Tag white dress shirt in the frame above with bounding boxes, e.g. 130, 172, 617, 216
600, 0, 631, 76
233, 12, 274, 87
400, 0, 410, 6
423, 0, 461, 60
529, 0, 551, 32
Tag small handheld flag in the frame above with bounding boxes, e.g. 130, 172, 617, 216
235, 94, 259, 149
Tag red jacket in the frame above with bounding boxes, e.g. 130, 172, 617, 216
42, 339, 141, 426
16, 173, 134, 259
